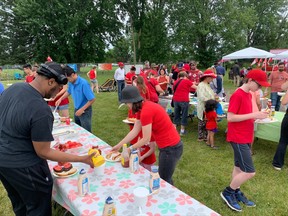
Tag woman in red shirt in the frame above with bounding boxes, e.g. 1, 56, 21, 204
125, 66, 137, 86
86, 66, 98, 93
157, 69, 169, 92
113, 86, 183, 185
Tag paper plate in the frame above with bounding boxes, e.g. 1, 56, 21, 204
105, 152, 121, 162
122, 119, 134, 124
52, 168, 78, 178
256, 118, 278, 124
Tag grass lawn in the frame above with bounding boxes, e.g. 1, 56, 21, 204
1, 67, 288, 216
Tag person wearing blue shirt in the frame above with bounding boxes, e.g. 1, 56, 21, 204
214, 62, 226, 85
0, 82, 4, 94
57, 66, 95, 132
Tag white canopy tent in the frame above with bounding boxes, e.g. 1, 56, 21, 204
274, 50, 288, 59
222, 47, 275, 60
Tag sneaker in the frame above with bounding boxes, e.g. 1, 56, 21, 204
180, 131, 187, 136
220, 191, 242, 212
235, 190, 256, 207
273, 166, 281, 171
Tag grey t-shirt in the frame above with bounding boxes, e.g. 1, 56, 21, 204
0, 83, 54, 168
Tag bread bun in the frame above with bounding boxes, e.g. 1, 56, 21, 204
127, 118, 137, 123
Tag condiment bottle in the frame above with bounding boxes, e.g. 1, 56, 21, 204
149, 165, 160, 194
267, 99, 272, 109
88, 148, 105, 167
78, 169, 89, 196
102, 196, 117, 216
129, 150, 139, 173
121, 144, 129, 168
271, 106, 275, 116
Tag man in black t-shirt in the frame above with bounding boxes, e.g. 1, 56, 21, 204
0, 62, 95, 216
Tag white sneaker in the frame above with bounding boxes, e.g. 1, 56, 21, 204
273, 166, 281, 171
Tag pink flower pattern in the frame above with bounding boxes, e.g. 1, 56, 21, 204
68, 179, 78, 187
101, 178, 116, 186
147, 195, 158, 207
104, 167, 117, 175
48, 124, 220, 216
118, 192, 134, 203
67, 190, 78, 202
176, 194, 193, 205
81, 193, 100, 204
80, 210, 97, 216
119, 180, 135, 188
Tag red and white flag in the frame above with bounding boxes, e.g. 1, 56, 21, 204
257, 59, 263, 67
262, 59, 267, 68
251, 58, 258, 66
268, 58, 273, 63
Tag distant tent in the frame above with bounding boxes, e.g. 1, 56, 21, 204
222, 47, 275, 60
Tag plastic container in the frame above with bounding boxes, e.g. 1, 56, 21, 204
78, 169, 89, 196
88, 148, 105, 167
121, 144, 129, 168
149, 165, 160, 194
129, 150, 139, 173
102, 196, 117, 216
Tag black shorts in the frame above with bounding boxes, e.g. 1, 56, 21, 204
230, 142, 255, 173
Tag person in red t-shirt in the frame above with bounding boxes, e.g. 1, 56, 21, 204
125, 66, 137, 86
86, 66, 99, 93
146, 72, 164, 103
187, 61, 202, 93
113, 86, 183, 185
49, 85, 70, 117
23, 64, 34, 83
172, 72, 197, 135
157, 68, 169, 92
221, 69, 270, 212
204, 99, 218, 149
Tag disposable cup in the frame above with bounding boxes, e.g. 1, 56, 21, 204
94, 161, 106, 176
133, 187, 149, 207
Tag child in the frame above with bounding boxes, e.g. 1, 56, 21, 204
220, 69, 270, 212
205, 99, 219, 149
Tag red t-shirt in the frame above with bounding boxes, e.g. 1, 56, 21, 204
158, 75, 168, 91
137, 86, 150, 101
89, 69, 96, 79
205, 111, 217, 130
125, 72, 137, 85
146, 78, 159, 103
173, 79, 192, 102
48, 88, 69, 106
138, 101, 180, 148
145, 69, 158, 77
25, 75, 34, 83
188, 69, 202, 92
128, 110, 156, 165
227, 88, 254, 144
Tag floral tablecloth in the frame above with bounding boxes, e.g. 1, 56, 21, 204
49, 123, 220, 216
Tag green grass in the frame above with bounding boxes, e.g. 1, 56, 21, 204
1, 70, 288, 216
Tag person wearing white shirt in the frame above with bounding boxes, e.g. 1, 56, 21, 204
114, 62, 125, 102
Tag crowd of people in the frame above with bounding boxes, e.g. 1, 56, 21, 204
1, 59, 288, 214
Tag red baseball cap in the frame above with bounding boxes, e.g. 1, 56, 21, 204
246, 69, 270, 87
118, 62, 124, 67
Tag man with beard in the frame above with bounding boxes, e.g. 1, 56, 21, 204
0, 62, 95, 216
57, 65, 95, 132
187, 61, 202, 94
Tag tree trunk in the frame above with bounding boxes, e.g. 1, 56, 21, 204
130, 17, 137, 64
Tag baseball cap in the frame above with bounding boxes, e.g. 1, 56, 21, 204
246, 69, 270, 87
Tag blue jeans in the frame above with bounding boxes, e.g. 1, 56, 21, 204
270, 92, 281, 111
173, 101, 189, 126
273, 111, 288, 168
74, 106, 92, 132
158, 141, 183, 185
117, 80, 125, 102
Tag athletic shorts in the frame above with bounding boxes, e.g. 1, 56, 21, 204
207, 128, 218, 133
90, 79, 98, 84
50, 104, 69, 111
230, 142, 255, 173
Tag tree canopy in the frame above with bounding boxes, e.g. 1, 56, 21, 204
0, 0, 288, 66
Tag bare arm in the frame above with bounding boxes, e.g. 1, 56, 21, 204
131, 124, 152, 149
140, 141, 156, 162
227, 111, 268, 122
155, 85, 165, 94
281, 91, 288, 105
55, 91, 70, 106
33, 141, 94, 167
112, 120, 142, 151
75, 98, 96, 116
